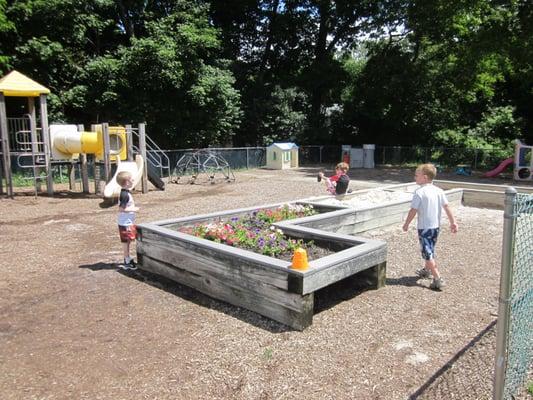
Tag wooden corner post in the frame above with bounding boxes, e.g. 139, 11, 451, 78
77, 124, 90, 193
139, 123, 148, 194
0, 93, 13, 197
39, 94, 53, 196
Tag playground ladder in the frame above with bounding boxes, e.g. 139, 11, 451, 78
13, 126, 49, 196
9, 116, 49, 185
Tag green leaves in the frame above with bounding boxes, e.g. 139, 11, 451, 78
1, 0, 531, 147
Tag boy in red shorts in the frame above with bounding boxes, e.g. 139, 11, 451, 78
117, 171, 139, 270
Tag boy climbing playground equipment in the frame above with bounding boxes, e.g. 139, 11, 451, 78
0, 70, 169, 198
171, 149, 235, 185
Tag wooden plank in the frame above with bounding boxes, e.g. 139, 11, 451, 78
101, 123, 111, 183
462, 189, 504, 209
302, 245, 387, 294
91, 125, 102, 195
68, 162, 76, 190
435, 180, 533, 194
153, 199, 319, 227
0, 151, 3, 195
137, 241, 301, 309
349, 213, 407, 234
138, 123, 148, 194
138, 225, 290, 270
0, 93, 13, 197
139, 254, 314, 330
125, 124, 133, 161
38, 95, 53, 195
294, 211, 357, 231
138, 230, 290, 290
354, 261, 387, 289
76, 124, 89, 193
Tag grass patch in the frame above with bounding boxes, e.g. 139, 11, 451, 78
11, 171, 71, 187
262, 348, 273, 360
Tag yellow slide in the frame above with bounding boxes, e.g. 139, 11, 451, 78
103, 155, 144, 199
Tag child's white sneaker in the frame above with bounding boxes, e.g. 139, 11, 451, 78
430, 277, 445, 290
120, 259, 138, 271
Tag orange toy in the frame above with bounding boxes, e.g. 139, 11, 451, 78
291, 248, 309, 271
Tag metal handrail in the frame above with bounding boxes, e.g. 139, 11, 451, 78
130, 129, 170, 178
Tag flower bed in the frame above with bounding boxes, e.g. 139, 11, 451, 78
177, 204, 334, 261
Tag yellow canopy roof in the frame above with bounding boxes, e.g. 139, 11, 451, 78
0, 70, 50, 97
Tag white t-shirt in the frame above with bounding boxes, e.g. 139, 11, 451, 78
411, 183, 448, 229
118, 189, 136, 226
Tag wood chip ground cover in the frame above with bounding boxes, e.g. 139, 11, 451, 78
1, 166, 531, 399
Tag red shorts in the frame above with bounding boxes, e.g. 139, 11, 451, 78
119, 225, 137, 243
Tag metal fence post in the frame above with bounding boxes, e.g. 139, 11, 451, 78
493, 186, 517, 400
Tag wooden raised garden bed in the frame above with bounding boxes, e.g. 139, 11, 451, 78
136, 202, 387, 330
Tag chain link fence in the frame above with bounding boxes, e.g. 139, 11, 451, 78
494, 190, 533, 400
161, 145, 510, 171
374, 146, 510, 170
164, 147, 266, 176
8, 144, 511, 181
410, 190, 532, 400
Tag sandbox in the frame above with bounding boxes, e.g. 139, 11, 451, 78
293, 183, 463, 234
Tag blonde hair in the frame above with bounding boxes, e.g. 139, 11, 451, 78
336, 162, 349, 172
416, 163, 437, 181
116, 171, 133, 187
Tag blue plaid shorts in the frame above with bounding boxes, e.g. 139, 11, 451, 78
418, 228, 440, 260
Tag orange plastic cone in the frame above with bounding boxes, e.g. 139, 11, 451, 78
291, 248, 309, 271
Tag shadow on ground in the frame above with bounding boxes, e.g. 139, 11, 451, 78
80, 264, 295, 333
386, 275, 429, 289
409, 320, 497, 400
79, 262, 118, 271
78, 262, 388, 334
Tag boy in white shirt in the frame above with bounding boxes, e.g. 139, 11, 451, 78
402, 164, 458, 290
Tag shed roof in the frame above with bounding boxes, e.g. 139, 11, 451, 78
0, 70, 50, 97
268, 142, 298, 150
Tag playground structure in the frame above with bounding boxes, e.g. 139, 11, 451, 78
171, 149, 235, 184
0, 70, 169, 198
484, 140, 533, 180
513, 140, 533, 181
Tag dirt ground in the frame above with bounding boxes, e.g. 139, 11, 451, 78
1, 166, 531, 400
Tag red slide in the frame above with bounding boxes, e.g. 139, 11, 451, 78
483, 157, 514, 177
